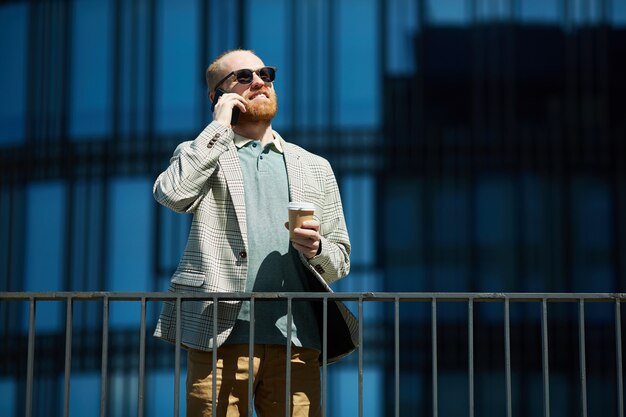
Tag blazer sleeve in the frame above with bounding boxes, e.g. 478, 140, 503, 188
305, 159, 351, 284
153, 121, 232, 213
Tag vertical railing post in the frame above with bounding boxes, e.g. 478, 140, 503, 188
100, 296, 109, 417
322, 296, 328, 417
432, 298, 438, 417
395, 297, 400, 417
63, 297, 73, 417
138, 297, 147, 417
249, 295, 255, 416
468, 298, 474, 417
578, 299, 588, 417
213, 296, 219, 417
358, 296, 364, 417
174, 297, 182, 417
25, 297, 36, 417
285, 296, 293, 417
541, 299, 551, 417
616, 300, 624, 417
504, 298, 512, 417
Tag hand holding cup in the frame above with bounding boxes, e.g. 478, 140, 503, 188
287, 202, 321, 259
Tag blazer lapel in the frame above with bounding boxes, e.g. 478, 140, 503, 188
283, 142, 305, 203
218, 142, 248, 243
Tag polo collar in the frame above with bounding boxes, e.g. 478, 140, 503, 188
233, 131, 284, 154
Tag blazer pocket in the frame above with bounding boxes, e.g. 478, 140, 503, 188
171, 270, 205, 287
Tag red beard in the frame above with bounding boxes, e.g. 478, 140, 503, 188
239, 89, 278, 122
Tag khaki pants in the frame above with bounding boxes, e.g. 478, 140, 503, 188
186, 344, 321, 417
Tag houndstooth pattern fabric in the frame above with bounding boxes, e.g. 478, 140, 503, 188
153, 122, 358, 364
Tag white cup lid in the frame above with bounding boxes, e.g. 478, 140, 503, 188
288, 202, 316, 211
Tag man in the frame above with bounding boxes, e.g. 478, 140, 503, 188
153, 49, 358, 417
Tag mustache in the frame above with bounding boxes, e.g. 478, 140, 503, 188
247, 89, 273, 100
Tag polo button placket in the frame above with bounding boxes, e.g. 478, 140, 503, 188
239, 251, 247, 259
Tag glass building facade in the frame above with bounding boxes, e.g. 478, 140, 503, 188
1, 0, 625, 415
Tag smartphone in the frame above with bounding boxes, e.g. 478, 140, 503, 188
211, 88, 240, 125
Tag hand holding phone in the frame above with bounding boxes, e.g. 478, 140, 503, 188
211, 88, 240, 125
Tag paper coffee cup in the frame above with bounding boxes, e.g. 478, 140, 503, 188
288, 202, 316, 239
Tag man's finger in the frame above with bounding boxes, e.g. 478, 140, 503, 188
292, 228, 319, 240
300, 220, 320, 230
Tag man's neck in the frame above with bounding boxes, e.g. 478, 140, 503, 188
233, 121, 274, 146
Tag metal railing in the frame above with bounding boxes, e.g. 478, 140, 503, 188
1, 291, 625, 417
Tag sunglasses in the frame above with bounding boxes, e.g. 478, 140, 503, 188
214, 66, 277, 91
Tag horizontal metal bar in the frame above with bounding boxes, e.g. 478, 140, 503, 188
2, 291, 626, 303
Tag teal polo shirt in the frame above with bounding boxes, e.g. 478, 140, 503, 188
224, 133, 321, 351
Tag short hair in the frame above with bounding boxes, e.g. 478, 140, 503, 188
205, 49, 256, 97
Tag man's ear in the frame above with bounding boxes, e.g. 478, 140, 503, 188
208, 89, 214, 101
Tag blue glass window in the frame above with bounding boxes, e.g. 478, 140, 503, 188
436, 262, 470, 290
475, 176, 515, 245
519, 0, 560, 23
614, 0, 626, 26
70, 180, 105, 292
246, 0, 294, 129
572, 178, 611, 251
384, 178, 422, 252
570, 0, 603, 26
23, 182, 67, 332
329, 366, 383, 416
70, 0, 113, 139
434, 182, 469, 245
0, 4, 28, 145
147, 370, 187, 417
427, 0, 470, 25
342, 174, 376, 266
68, 373, 100, 416
109, 373, 138, 416
338, 0, 379, 127
521, 174, 546, 244
387, 0, 418, 75
571, 177, 613, 293
0, 378, 16, 417
107, 177, 153, 326
155, 0, 198, 134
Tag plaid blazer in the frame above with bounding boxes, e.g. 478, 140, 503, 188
153, 122, 358, 364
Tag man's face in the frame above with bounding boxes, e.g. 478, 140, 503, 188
218, 51, 278, 122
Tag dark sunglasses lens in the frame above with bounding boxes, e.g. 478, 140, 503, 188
235, 69, 254, 84
234, 67, 275, 84
259, 67, 275, 82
